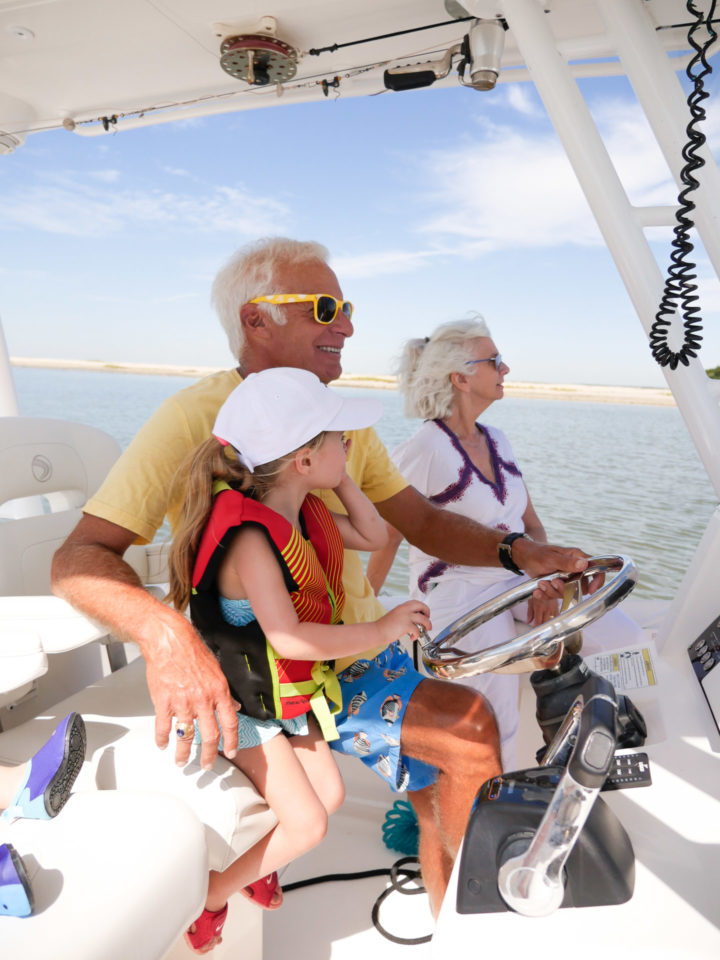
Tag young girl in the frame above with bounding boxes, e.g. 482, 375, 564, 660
168, 367, 430, 954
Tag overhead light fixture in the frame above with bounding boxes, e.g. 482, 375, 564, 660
383, 18, 506, 93
463, 18, 506, 91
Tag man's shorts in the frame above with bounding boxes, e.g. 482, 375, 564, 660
331, 641, 438, 793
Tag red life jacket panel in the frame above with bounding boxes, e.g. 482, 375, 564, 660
190, 486, 345, 738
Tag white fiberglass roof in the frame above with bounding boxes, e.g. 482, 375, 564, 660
0, 0, 704, 149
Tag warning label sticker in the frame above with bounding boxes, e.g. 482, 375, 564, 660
584, 644, 657, 692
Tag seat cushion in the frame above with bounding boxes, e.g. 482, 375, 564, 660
0, 657, 277, 872
0, 791, 208, 960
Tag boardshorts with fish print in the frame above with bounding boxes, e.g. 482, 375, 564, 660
330, 641, 438, 792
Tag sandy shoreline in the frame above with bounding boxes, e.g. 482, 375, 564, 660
10, 356, 676, 406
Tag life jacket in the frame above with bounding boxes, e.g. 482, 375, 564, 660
190, 483, 346, 740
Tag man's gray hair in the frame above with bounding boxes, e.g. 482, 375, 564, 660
212, 237, 330, 360
396, 316, 492, 420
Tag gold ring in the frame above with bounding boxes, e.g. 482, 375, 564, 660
175, 720, 194, 741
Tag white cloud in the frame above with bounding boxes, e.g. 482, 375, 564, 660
0, 172, 291, 237
418, 123, 602, 247
332, 248, 444, 279
414, 98, 692, 249
328, 96, 716, 284
502, 83, 543, 118
88, 168, 121, 183
85, 290, 200, 305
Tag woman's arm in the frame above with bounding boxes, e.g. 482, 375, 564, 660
366, 522, 404, 594
330, 472, 388, 552
522, 490, 548, 543
521, 489, 558, 624
221, 526, 430, 660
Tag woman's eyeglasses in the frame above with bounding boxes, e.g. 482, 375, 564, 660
249, 293, 354, 325
466, 354, 503, 371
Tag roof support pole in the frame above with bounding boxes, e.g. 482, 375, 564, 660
0, 318, 19, 416
499, 0, 720, 500
597, 0, 720, 283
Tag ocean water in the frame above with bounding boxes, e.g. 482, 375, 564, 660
11, 365, 718, 602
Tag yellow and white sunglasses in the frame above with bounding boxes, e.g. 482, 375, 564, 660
249, 293, 354, 325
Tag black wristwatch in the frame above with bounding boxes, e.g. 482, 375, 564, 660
498, 532, 530, 575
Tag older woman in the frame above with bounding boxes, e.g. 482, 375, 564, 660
367, 318, 644, 770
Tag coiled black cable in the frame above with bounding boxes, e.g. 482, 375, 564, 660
649, 0, 717, 370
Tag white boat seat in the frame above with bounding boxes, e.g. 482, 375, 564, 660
0, 416, 172, 718
0, 660, 277, 959
0, 595, 107, 655
0, 791, 208, 960
0, 656, 278, 873
0, 632, 47, 708
0, 417, 274, 956
0, 416, 121, 596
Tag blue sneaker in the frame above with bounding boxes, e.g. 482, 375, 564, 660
0, 844, 34, 917
1, 713, 86, 821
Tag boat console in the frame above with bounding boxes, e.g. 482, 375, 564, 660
431, 565, 720, 958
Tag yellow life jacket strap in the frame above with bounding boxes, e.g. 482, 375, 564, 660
276, 662, 343, 741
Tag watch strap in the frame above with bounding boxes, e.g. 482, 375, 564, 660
498, 532, 529, 575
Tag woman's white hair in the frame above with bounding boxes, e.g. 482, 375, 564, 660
396, 315, 492, 420
211, 237, 330, 360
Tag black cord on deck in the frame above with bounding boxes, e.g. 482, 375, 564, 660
284, 856, 432, 946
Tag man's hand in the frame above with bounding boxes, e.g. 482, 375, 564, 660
145, 616, 239, 771
513, 539, 606, 602
52, 514, 239, 772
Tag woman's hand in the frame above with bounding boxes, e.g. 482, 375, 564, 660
526, 592, 559, 627
377, 600, 431, 646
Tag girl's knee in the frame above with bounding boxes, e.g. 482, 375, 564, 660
281, 801, 329, 853
319, 771, 345, 815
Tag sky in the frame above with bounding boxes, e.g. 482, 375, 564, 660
1, 68, 720, 387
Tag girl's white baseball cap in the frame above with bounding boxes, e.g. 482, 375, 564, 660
213, 367, 383, 471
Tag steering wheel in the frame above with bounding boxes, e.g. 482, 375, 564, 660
421, 555, 637, 680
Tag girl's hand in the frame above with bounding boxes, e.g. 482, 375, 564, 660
527, 593, 559, 627
332, 469, 351, 492
377, 600, 431, 645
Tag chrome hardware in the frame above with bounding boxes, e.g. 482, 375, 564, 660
498, 679, 618, 916
421, 555, 637, 680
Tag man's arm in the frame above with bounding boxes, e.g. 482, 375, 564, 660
375, 485, 593, 582
366, 522, 404, 595
51, 514, 239, 770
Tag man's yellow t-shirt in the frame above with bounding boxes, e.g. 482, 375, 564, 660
84, 368, 409, 669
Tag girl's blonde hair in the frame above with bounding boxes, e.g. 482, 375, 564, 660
395, 315, 491, 420
167, 432, 326, 611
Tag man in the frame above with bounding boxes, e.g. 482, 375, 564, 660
52, 237, 594, 914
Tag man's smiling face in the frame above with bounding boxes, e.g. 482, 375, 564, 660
256, 259, 353, 384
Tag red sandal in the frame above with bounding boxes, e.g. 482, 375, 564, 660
184, 903, 228, 953
241, 871, 282, 910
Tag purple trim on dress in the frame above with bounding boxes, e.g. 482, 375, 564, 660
417, 559, 451, 594
430, 420, 521, 506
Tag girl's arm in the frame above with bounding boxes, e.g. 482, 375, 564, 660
366, 522, 404, 594
220, 526, 430, 661
329, 472, 388, 552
